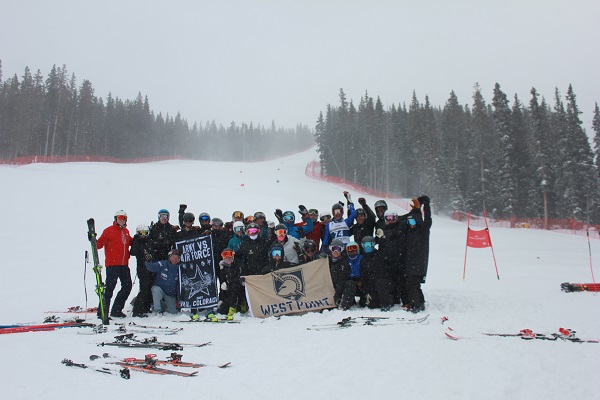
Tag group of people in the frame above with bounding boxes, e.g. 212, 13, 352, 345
93, 191, 432, 321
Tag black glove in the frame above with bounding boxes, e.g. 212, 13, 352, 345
179, 204, 187, 213
224, 221, 233, 231
274, 209, 283, 223
338, 201, 345, 207
294, 242, 303, 255
296, 226, 305, 239
418, 195, 430, 205
298, 204, 308, 216
358, 197, 366, 206
144, 253, 153, 262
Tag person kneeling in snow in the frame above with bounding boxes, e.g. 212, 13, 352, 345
145, 248, 182, 315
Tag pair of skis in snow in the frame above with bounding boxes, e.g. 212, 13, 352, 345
63, 353, 231, 378
307, 314, 430, 331
444, 327, 598, 343
0, 319, 96, 335
98, 333, 212, 350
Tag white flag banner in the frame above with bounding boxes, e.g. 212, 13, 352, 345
243, 258, 336, 318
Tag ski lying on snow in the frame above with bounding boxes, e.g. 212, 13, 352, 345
307, 314, 429, 330
0, 320, 95, 335
560, 282, 600, 293
172, 318, 240, 324
115, 322, 183, 335
92, 352, 231, 368
98, 333, 211, 350
46, 306, 98, 314
62, 358, 130, 379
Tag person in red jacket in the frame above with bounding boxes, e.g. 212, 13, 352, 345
96, 210, 134, 318
305, 208, 324, 251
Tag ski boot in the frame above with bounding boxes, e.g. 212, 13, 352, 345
227, 307, 236, 321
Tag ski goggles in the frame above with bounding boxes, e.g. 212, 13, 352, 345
275, 229, 287, 237
308, 209, 319, 216
330, 245, 343, 253
183, 218, 194, 223
212, 220, 224, 228
221, 250, 235, 259
116, 215, 127, 221
199, 215, 210, 222
282, 214, 294, 222
233, 211, 244, 219
254, 212, 266, 220
271, 248, 283, 257
158, 213, 169, 219
407, 217, 416, 226
138, 230, 149, 236
362, 242, 374, 252
320, 215, 331, 222
333, 209, 342, 215
385, 215, 396, 222
346, 244, 359, 253
247, 227, 260, 235
234, 226, 244, 233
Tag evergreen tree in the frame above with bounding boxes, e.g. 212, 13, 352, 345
491, 83, 516, 220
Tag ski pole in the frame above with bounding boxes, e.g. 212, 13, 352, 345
587, 229, 597, 287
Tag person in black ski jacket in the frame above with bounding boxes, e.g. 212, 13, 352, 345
149, 209, 179, 261
130, 224, 154, 317
237, 222, 270, 275
402, 197, 432, 312
376, 209, 407, 306
211, 218, 233, 263
217, 248, 244, 320
260, 243, 291, 274
350, 197, 377, 252
174, 212, 202, 241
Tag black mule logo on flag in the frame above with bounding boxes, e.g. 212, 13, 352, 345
272, 269, 306, 301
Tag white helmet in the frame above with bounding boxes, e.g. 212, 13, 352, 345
136, 224, 149, 235
233, 221, 245, 232
319, 211, 332, 221
114, 210, 127, 221
384, 210, 398, 221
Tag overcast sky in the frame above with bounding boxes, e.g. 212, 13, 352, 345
1, 0, 599, 131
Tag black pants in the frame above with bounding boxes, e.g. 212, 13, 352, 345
405, 275, 424, 309
132, 262, 154, 314
103, 266, 133, 314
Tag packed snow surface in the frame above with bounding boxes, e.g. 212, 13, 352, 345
0, 148, 598, 399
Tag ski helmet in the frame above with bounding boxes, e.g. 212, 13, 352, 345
346, 241, 360, 255
158, 209, 170, 220
182, 212, 195, 223
211, 217, 224, 228
232, 211, 244, 221
114, 210, 127, 221
308, 208, 319, 216
304, 239, 317, 252
374, 200, 388, 210
329, 238, 345, 252
282, 211, 295, 224
198, 212, 211, 224
136, 224, 149, 235
356, 208, 366, 217
384, 210, 398, 222
233, 221, 245, 232
361, 235, 375, 253
319, 211, 332, 222
331, 203, 344, 216
269, 243, 284, 259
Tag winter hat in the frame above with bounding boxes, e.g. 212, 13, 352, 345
410, 198, 421, 209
